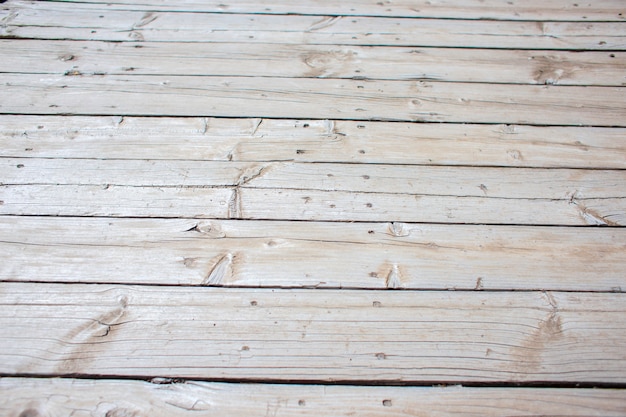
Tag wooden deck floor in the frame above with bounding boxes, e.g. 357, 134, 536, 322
1, 0, 626, 415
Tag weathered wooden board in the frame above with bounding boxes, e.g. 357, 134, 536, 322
2, 378, 626, 417
5, 158, 625, 201
2, 283, 625, 383
3, 2, 625, 49
3, 116, 625, 169
3, 40, 625, 86
2, 216, 625, 290
1, 184, 623, 225
35, 0, 626, 21
2, 75, 624, 126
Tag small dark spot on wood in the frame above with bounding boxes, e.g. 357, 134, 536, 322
303, 123, 309, 128
60, 54, 75, 61
368, 230, 375, 234
365, 203, 372, 208
183, 257, 197, 267
610, 54, 615, 58
296, 149, 306, 154
372, 301, 382, 307
327, 173, 334, 177
134, 45, 144, 48
298, 400, 306, 406
19, 410, 42, 417
250, 300, 258, 306
242, 345, 250, 351
357, 124, 365, 129
358, 149, 365, 154
362, 175, 370, 179
369, 272, 378, 277
330, 204, 336, 208
16, 164, 24, 168
0, 201, 4, 205
91, 30, 97, 34
382, 399, 392, 407
376, 352, 386, 359
599, 41, 606, 45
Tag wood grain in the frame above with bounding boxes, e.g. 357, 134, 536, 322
3, 40, 625, 86
2, 74, 624, 126
2, 216, 625, 290
34, 0, 626, 21
3, 2, 625, 49
2, 184, 623, 225
2, 116, 624, 169
5, 158, 625, 199
2, 378, 626, 417
2, 283, 626, 383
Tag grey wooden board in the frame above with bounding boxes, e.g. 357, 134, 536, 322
2, 283, 626, 383
3, 2, 625, 49
1, 184, 624, 225
36, 0, 626, 21
2, 116, 625, 169
4, 158, 625, 199
1, 216, 625, 290
3, 40, 625, 86
2, 378, 626, 417
1, 74, 625, 126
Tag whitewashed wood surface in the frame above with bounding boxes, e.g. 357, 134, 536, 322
3, 40, 625, 86
2, 378, 625, 417
0, 0, 624, 410
2, 216, 625, 290
30, 0, 626, 20
2, 116, 624, 168
2, 283, 626, 383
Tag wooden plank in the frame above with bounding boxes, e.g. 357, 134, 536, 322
3, 40, 626, 86
1, 183, 623, 225
3, 2, 625, 49
3, 116, 625, 169
2, 216, 625, 290
2, 74, 624, 126
4, 157, 625, 199
37, 0, 626, 21
2, 378, 626, 417
2, 283, 626, 383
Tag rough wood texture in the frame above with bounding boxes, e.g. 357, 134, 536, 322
2, 283, 626, 383
2, 116, 624, 169
2, 183, 623, 225
3, 2, 625, 49
2, 378, 626, 417
2, 74, 624, 126
1, 0, 625, 407
35, 0, 626, 21
2, 216, 625, 290
3, 40, 625, 86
